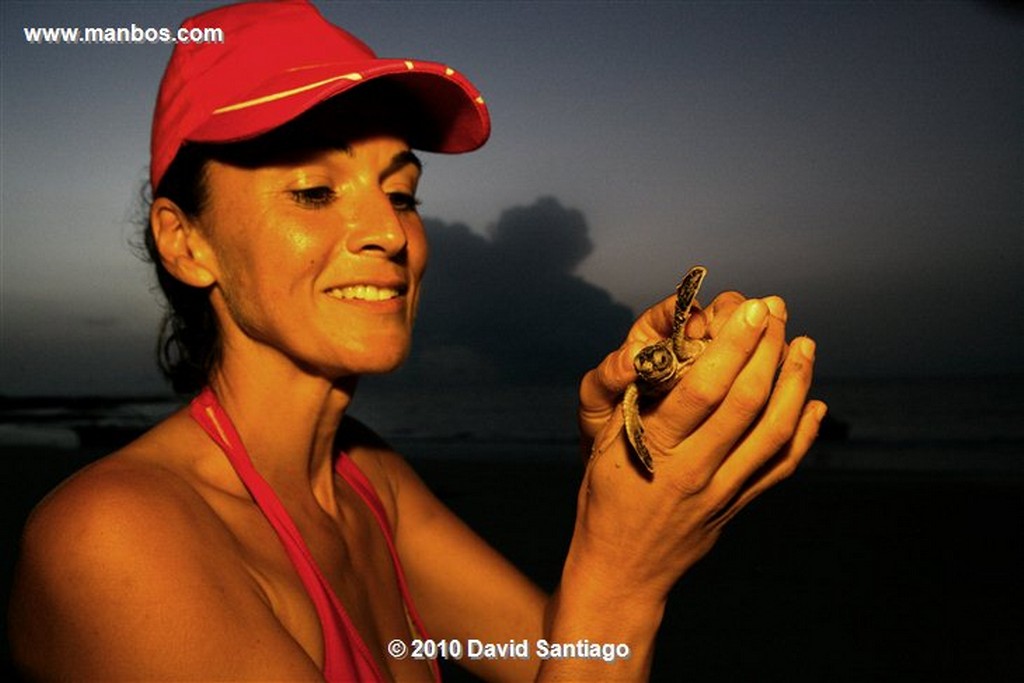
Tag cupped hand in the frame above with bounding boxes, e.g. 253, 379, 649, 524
577, 290, 745, 452
570, 291, 826, 606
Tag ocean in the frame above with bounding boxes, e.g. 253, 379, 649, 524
1, 375, 1021, 475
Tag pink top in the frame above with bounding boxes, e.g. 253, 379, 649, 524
189, 387, 440, 682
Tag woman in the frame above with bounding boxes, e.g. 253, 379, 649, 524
9, 1, 825, 681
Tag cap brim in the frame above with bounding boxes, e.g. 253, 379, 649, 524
187, 59, 489, 154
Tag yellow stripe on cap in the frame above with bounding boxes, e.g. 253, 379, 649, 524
213, 72, 364, 114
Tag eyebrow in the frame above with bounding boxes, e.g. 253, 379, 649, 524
379, 150, 422, 183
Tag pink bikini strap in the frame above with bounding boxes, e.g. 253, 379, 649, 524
335, 455, 441, 682
188, 388, 386, 683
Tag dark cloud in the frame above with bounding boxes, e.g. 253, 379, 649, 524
488, 197, 593, 273
384, 197, 634, 387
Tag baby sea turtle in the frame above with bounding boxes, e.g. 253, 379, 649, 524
623, 265, 709, 473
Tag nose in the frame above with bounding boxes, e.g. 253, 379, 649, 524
344, 190, 408, 258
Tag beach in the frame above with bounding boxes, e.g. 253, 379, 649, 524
3, 433, 1022, 682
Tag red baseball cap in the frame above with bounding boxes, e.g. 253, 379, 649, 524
151, 0, 490, 189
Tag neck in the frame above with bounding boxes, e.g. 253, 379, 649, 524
207, 348, 358, 510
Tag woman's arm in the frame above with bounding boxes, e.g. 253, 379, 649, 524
542, 293, 824, 680
368, 292, 823, 682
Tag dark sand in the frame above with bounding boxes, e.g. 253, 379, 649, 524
3, 442, 1021, 682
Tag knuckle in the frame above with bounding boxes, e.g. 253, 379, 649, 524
729, 382, 770, 418
639, 430, 711, 496
760, 413, 797, 451
668, 468, 713, 497
596, 358, 617, 387
586, 348, 632, 394
641, 428, 675, 461
678, 374, 722, 409
578, 370, 600, 402
713, 290, 746, 308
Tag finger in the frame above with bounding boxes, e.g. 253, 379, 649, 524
683, 305, 709, 339
697, 293, 786, 340
632, 292, 678, 340
714, 300, 788, 423
578, 341, 645, 420
700, 290, 746, 338
585, 403, 629, 467
762, 296, 790, 369
762, 295, 787, 325
642, 298, 771, 452
709, 336, 817, 494
655, 303, 788, 479
706, 399, 827, 531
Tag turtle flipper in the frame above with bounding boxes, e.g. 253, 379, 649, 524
672, 265, 708, 340
623, 382, 655, 473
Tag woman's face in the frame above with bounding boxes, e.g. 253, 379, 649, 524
197, 134, 427, 380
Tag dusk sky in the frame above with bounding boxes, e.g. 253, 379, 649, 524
1, 1, 1021, 396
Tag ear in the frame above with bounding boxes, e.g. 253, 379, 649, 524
150, 197, 217, 287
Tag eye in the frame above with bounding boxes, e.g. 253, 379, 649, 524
290, 186, 336, 209
388, 191, 421, 213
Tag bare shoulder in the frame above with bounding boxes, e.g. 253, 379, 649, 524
17, 418, 226, 571
10, 435, 219, 660
8, 418, 321, 680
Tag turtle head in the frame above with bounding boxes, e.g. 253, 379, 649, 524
633, 340, 677, 385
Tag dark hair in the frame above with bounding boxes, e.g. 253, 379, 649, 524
140, 82, 422, 395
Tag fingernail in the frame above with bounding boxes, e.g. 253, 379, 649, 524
745, 300, 768, 327
798, 337, 816, 361
764, 296, 787, 322
814, 402, 829, 421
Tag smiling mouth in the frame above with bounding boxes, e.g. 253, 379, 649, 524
326, 285, 404, 302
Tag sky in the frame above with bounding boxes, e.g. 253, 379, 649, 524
1, 0, 1021, 396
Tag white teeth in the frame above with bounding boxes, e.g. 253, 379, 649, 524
327, 285, 401, 302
